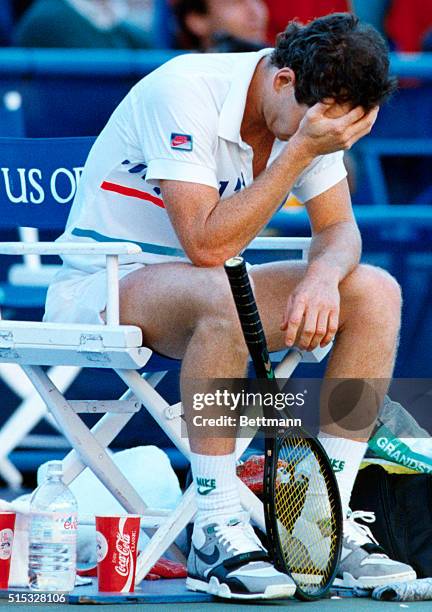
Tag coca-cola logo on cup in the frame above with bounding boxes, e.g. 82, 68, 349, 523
115, 532, 132, 577
0, 529, 13, 560
96, 531, 108, 563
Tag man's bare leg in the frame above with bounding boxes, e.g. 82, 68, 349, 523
118, 258, 401, 469
249, 259, 415, 588
119, 263, 249, 454
250, 260, 402, 439
118, 258, 413, 589
250, 259, 402, 518
117, 262, 295, 593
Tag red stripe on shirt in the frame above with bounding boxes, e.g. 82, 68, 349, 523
101, 181, 165, 208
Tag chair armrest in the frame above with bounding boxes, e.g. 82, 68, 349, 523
0, 241, 142, 326
247, 236, 311, 251
0, 242, 142, 256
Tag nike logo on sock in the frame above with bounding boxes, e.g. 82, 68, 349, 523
330, 458, 346, 473
196, 477, 216, 495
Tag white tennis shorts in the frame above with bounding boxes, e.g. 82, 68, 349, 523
44, 260, 253, 325
43, 263, 145, 325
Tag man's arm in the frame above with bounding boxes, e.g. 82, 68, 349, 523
281, 178, 361, 350
160, 136, 313, 266
160, 103, 377, 267
307, 177, 361, 283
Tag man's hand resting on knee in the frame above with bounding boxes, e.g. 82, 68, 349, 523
281, 262, 340, 351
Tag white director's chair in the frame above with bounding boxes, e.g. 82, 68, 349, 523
0, 137, 331, 583
0, 138, 96, 488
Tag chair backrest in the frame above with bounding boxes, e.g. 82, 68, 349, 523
0, 136, 96, 230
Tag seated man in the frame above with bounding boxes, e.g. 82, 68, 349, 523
44, 13, 416, 599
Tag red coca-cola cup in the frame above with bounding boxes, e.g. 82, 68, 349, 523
95, 515, 140, 592
0, 512, 16, 589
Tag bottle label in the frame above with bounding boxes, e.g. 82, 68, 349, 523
30, 512, 78, 544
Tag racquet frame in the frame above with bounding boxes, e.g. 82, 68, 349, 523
224, 256, 342, 600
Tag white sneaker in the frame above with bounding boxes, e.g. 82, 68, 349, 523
187, 511, 296, 599
334, 510, 416, 589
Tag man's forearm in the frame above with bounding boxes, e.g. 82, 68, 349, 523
307, 221, 362, 284
200, 136, 313, 265
162, 102, 377, 267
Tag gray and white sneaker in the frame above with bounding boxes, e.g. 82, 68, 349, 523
186, 511, 296, 600
335, 510, 416, 589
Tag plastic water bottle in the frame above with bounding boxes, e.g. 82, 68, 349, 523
28, 461, 78, 591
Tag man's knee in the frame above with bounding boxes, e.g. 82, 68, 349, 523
342, 264, 402, 323
194, 267, 246, 342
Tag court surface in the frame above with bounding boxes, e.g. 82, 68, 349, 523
1, 576, 430, 609
0, 598, 429, 611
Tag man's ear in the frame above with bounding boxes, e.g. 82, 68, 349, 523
273, 67, 296, 93
184, 12, 210, 39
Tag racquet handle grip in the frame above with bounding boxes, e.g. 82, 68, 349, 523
224, 256, 274, 379
224, 256, 264, 343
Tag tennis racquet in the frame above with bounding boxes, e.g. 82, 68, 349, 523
224, 256, 343, 600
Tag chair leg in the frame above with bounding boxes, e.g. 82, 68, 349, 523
0, 364, 79, 488
0, 458, 22, 490
21, 365, 148, 515
61, 389, 138, 485
61, 412, 137, 484
135, 484, 196, 584
239, 479, 265, 530
61, 377, 168, 484
116, 369, 191, 457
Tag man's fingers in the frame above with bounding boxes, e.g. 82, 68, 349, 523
320, 309, 339, 347
343, 122, 378, 149
308, 100, 334, 117
335, 104, 367, 129
298, 306, 318, 351
336, 107, 379, 149
366, 105, 379, 124
284, 299, 306, 347
334, 105, 379, 138
309, 309, 329, 350
280, 296, 293, 330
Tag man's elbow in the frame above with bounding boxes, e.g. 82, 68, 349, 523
186, 244, 230, 268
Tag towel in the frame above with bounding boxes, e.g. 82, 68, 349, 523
373, 578, 432, 601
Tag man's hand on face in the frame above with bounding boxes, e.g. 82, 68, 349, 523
280, 265, 340, 351
292, 99, 379, 158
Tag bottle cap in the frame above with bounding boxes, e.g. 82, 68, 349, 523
46, 460, 63, 476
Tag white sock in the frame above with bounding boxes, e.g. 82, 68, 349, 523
318, 433, 367, 518
190, 451, 242, 527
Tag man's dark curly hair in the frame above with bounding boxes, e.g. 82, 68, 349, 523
270, 13, 397, 110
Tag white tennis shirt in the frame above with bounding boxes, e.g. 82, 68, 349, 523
59, 48, 347, 273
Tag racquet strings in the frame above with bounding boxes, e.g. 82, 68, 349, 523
272, 434, 340, 596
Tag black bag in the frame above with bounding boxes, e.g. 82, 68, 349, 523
351, 465, 432, 578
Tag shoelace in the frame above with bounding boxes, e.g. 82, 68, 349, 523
214, 518, 264, 555
344, 509, 386, 555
